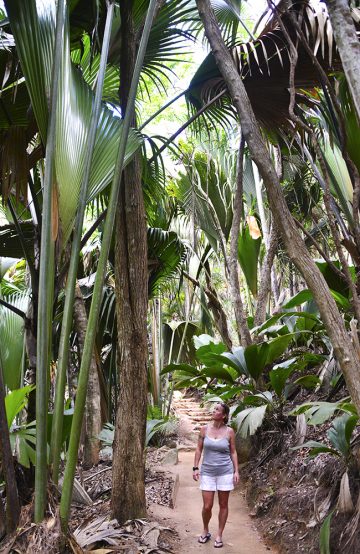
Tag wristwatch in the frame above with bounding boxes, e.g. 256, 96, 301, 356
192, 466, 199, 471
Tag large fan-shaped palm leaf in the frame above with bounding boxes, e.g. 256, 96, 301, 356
5, 0, 141, 248
0, 290, 29, 390
173, 148, 233, 252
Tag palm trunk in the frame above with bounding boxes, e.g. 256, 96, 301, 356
51, 1, 115, 483
254, 224, 278, 327
196, 0, 360, 414
60, 0, 155, 526
229, 137, 252, 346
0, 496, 5, 539
253, 161, 279, 305
111, 155, 148, 522
325, 0, 360, 123
73, 282, 101, 468
151, 299, 161, 407
110, 0, 157, 523
34, 0, 65, 520
203, 262, 233, 349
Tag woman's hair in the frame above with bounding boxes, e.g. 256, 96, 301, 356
219, 402, 230, 424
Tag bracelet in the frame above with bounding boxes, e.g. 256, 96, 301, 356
192, 466, 199, 471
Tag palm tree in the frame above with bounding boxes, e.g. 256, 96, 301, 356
194, 0, 360, 417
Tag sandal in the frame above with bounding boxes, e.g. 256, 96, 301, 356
214, 539, 223, 548
198, 532, 211, 544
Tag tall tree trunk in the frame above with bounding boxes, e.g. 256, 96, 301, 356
253, 161, 279, 305
151, 299, 160, 407
0, 495, 5, 539
204, 261, 233, 350
325, 0, 360, 123
196, 0, 360, 414
73, 282, 101, 468
0, 361, 20, 533
254, 224, 278, 327
229, 137, 252, 346
111, 0, 148, 523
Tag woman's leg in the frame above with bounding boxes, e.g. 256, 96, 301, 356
201, 490, 215, 535
216, 490, 230, 543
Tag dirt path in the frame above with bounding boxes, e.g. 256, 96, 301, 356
150, 448, 274, 553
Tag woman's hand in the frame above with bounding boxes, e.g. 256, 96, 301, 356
193, 470, 200, 481
233, 471, 239, 485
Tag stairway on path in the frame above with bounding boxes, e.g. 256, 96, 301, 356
172, 391, 212, 445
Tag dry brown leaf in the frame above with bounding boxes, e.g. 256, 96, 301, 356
246, 215, 261, 239
338, 471, 355, 514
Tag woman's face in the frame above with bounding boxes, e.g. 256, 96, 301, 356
212, 403, 225, 422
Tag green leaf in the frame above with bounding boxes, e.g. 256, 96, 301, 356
320, 510, 334, 554
330, 290, 351, 311
238, 223, 261, 296
242, 392, 273, 407
291, 440, 340, 457
254, 311, 320, 334
294, 375, 321, 389
47, 410, 73, 448
269, 359, 297, 397
194, 334, 219, 350
315, 260, 353, 297
245, 334, 295, 380
321, 136, 353, 225
282, 290, 313, 309
216, 347, 249, 377
200, 366, 234, 383
235, 405, 268, 437
161, 362, 199, 376
146, 418, 164, 446
327, 414, 358, 458
289, 399, 356, 425
0, 291, 29, 390
244, 344, 267, 380
196, 341, 227, 368
147, 228, 187, 298
6, 0, 141, 248
10, 421, 37, 468
5, 385, 35, 428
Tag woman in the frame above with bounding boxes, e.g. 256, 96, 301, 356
193, 402, 239, 549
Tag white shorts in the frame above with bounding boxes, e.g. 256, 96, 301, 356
200, 473, 234, 491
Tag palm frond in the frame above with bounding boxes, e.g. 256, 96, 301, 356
187, 2, 360, 131
109, 0, 198, 95
5, 0, 141, 248
147, 227, 187, 297
0, 256, 18, 279
71, 34, 120, 104
0, 220, 35, 259
0, 289, 29, 390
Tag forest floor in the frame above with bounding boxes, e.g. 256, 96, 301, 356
2, 392, 359, 553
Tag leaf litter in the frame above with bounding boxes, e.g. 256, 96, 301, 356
0, 448, 177, 553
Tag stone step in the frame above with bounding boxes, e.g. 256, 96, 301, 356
190, 415, 211, 421
173, 402, 200, 409
175, 408, 209, 416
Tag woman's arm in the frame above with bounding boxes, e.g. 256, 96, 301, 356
193, 426, 205, 481
229, 428, 239, 484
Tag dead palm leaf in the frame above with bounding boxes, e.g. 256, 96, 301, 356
187, 1, 360, 130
